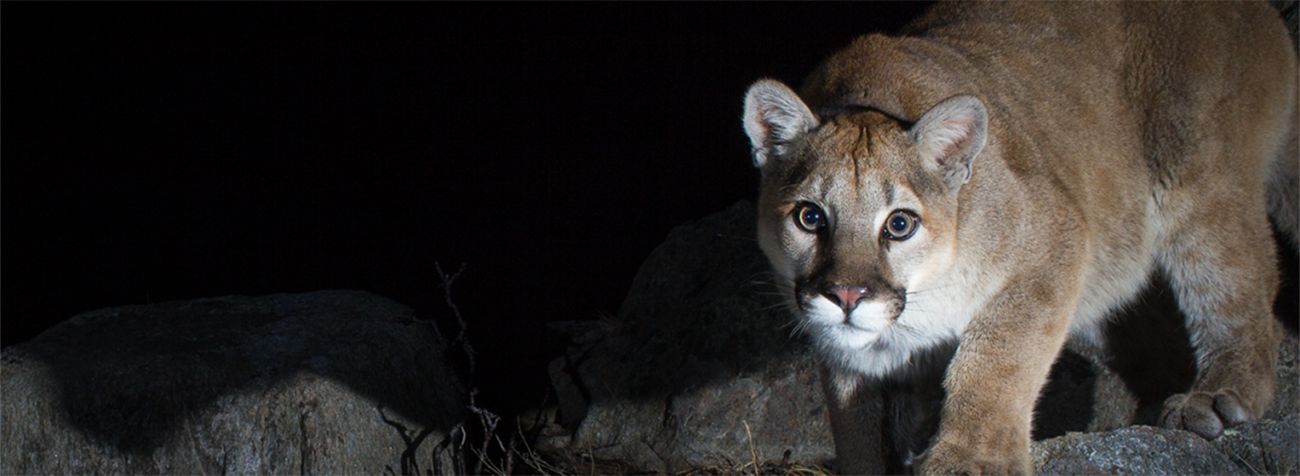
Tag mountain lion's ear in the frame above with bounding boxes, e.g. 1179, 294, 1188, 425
910, 95, 988, 194
743, 79, 819, 172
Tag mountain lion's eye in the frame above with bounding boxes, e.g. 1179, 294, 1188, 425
883, 210, 919, 240
794, 203, 827, 233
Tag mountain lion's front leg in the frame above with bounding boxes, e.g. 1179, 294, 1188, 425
818, 362, 888, 475
918, 275, 1076, 476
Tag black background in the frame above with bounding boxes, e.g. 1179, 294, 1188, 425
4, 3, 934, 411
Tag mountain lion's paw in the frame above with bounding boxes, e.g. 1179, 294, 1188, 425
1160, 390, 1253, 440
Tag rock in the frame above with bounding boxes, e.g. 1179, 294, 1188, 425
1030, 415, 1299, 476
1266, 332, 1300, 420
1032, 425, 1246, 475
539, 201, 1300, 474
1216, 414, 1300, 475
538, 201, 833, 473
1, 290, 465, 475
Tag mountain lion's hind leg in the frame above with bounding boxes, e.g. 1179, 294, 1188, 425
1156, 195, 1282, 439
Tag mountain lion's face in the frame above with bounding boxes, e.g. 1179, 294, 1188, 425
745, 81, 987, 356
757, 111, 962, 352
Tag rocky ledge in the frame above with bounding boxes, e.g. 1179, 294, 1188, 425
2, 290, 465, 475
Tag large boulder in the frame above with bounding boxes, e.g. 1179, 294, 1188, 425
2, 290, 465, 475
538, 201, 830, 473
539, 201, 1300, 474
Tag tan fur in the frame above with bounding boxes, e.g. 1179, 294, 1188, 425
743, 2, 1296, 475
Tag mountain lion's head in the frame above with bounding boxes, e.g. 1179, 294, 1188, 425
743, 79, 988, 373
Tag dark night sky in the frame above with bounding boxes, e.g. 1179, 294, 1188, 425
4, 3, 935, 409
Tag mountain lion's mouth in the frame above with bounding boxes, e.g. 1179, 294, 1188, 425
821, 321, 884, 349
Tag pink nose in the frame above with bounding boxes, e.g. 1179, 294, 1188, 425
830, 286, 870, 312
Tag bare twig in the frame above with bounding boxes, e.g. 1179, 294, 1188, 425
468, 390, 502, 475
378, 407, 436, 476
437, 262, 477, 382
744, 421, 759, 475
433, 422, 466, 476
503, 430, 519, 475
435, 262, 549, 476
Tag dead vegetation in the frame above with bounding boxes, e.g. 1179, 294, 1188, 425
428, 262, 837, 476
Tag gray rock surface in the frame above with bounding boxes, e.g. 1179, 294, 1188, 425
538, 201, 832, 473
1266, 333, 1300, 420
1032, 425, 1246, 475
2, 290, 464, 475
540, 201, 1300, 474
1216, 414, 1299, 475
1032, 414, 1299, 475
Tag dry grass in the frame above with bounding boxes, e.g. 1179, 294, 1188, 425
434, 263, 840, 476
674, 461, 836, 476
528, 453, 836, 476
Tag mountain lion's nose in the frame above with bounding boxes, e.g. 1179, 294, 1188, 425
826, 286, 871, 313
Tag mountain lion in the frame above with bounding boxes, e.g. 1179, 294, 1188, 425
742, 2, 1297, 474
